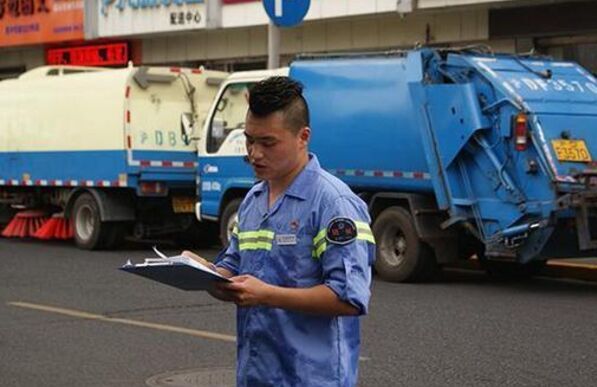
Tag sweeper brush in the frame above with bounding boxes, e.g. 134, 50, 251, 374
33, 213, 74, 240
1, 210, 48, 238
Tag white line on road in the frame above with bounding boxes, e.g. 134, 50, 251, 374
8, 301, 370, 361
8, 301, 237, 343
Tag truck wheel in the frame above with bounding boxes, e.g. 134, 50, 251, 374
372, 206, 437, 282
72, 193, 119, 250
219, 198, 242, 247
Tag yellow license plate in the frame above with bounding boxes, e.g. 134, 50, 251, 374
552, 139, 592, 162
172, 197, 195, 213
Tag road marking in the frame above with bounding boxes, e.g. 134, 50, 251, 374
8, 301, 236, 343
8, 301, 370, 361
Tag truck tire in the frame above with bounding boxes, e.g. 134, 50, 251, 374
220, 198, 242, 247
372, 206, 437, 282
72, 193, 122, 250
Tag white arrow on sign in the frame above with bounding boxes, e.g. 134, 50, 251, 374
275, 0, 283, 17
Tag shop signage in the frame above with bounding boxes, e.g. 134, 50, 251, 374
98, 0, 206, 37
47, 43, 129, 66
0, 0, 84, 47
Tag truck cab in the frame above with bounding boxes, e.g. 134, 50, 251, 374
195, 68, 288, 245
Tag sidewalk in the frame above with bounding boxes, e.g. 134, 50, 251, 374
452, 258, 597, 282
544, 258, 597, 282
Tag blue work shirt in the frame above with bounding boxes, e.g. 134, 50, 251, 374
217, 154, 376, 387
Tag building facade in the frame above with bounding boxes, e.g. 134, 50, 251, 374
0, 0, 596, 79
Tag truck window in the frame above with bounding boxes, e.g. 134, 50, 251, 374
207, 82, 252, 153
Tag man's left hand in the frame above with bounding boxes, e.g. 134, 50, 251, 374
219, 275, 272, 307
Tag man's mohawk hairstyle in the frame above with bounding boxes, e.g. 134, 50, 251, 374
249, 76, 305, 117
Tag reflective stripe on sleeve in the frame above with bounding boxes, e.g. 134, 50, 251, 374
312, 229, 327, 259
312, 221, 375, 259
355, 221, 376, 244
238, 230, 274, 251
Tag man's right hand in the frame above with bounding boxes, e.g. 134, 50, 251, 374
181, 250, 236, 302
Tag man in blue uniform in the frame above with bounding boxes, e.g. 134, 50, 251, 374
184, 76, 375, 387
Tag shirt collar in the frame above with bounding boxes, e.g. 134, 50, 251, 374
252, 153, 320, 201
285, 153, 320, 200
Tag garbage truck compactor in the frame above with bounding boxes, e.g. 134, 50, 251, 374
0, 65, 226, 249
198, 49, 597, 281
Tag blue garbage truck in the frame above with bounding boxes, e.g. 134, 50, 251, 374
195, 48, 597, 281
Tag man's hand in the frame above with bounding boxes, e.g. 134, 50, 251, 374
181, 250, 237, 302
219, 275, 273, 307
181, 250, 216, 271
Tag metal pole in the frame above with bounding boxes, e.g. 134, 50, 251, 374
268, 21, 281, 69
206, 0, 222, 29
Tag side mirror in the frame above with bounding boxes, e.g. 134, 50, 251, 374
180, 112, 195, 145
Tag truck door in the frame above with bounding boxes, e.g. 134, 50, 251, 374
198, 81, 255, 228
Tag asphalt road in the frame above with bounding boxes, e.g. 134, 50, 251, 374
1, 239, 597, 387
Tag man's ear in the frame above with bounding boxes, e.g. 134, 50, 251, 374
298, 126, 311, 145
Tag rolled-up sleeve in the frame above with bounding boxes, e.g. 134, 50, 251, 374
318, 196, 376, 315
215, 232, 241, 276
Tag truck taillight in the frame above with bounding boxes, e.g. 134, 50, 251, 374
514, 113, 529, 151
138, 182, 167, 196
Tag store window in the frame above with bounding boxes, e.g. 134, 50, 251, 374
561, 43, 597, 74
541, 43, 597, 75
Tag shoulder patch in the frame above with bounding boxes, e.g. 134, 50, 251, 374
326, 217, 358, 245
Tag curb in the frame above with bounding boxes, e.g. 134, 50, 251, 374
449, 259, 597, 283
543, 260, 597, 282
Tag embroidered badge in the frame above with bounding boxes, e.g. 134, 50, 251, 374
289, 219, 300, 232
276, 234, 298, 246
326, 217, 358, 245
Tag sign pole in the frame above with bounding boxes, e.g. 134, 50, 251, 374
263, 0, 310, 69
267, 21, 281, 69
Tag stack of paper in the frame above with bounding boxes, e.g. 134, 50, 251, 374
120, 247, 230, 291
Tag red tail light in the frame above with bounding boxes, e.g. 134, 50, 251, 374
514, 113, 528, 151
139, 182, 167, 196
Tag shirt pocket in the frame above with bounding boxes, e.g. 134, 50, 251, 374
271, 225, 321, 287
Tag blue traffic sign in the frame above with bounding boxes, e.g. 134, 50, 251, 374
263, 0, 311, 28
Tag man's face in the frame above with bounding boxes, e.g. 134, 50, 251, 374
244, 111, 309, 181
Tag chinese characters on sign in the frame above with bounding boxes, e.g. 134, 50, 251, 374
0, 0, 83, 47
47, 43, 129, 66
169, 10, 201, 25
99, 0, 205, 37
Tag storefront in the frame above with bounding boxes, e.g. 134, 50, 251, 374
489, 0, 597, 72
0, 0, 85, 78
2, 0, 595, 76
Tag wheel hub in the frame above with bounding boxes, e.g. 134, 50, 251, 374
380, 226, 407, 267
75, 204, 95, 241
